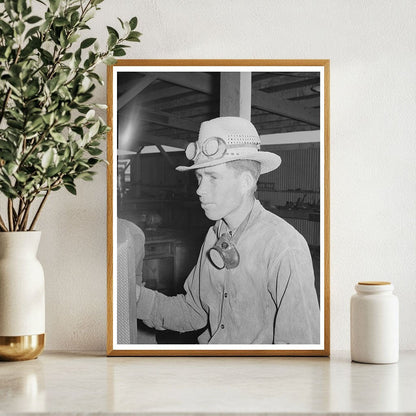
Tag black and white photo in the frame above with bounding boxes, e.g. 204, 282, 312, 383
107, 61, 330, 356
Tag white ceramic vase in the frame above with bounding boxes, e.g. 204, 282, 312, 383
0, 231, 45, 361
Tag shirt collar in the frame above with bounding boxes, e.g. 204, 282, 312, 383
213, 199, 264, 236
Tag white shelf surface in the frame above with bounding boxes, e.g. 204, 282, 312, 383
1, 350, 415, 415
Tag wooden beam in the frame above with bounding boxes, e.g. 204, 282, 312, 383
139, 85, 192, 104
156, 145, 176, 168
159, 96, 217, 113
138, 108, 200, 133
139, 134, 188, 150
252, 89, 320, 127
118, 106, 200, 133
253, 76, 320, 92
289, 96, 320, 107
118, 74, 158, 111
220, 72, 252, 119
156, 72, 216, 95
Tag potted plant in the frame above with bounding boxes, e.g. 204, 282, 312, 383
0, 0, 140, 360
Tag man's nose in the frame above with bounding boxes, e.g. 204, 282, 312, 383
196, 180, 205, 196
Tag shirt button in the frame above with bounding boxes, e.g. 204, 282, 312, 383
220, 324, 225, 329
224, 293, 228, 298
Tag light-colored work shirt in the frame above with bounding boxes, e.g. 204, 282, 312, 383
137, 200, 320, 344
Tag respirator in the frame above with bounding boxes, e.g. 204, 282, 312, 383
208, 231, 240, 270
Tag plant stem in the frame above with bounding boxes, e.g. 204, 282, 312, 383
29, 189, 50, 231
0, 213, 8, 232
20, 200, 33, 231
7, 199, 14, 231
18, 121, 57, 169
0, 88, 12, 125
14, 199, 26, 231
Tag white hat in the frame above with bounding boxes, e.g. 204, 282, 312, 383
176, 117, 281, 174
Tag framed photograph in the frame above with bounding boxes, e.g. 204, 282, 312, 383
107, 60, 330, 356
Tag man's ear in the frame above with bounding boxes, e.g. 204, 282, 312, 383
240, 171, 255, 194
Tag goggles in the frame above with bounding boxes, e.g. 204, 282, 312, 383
185, 136, 260, 162
185, 137, 227, 161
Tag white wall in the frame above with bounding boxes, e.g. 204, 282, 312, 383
36, 0, 416, 352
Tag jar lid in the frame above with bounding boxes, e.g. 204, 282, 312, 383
355, 281, 394, 293
358, 281, 391, 285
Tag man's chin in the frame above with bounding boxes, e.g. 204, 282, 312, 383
201, 206, 221, 221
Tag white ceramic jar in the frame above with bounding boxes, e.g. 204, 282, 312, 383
350, 281, 399, 364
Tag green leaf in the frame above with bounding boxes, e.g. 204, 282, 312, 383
61, 52, 73, 61
83, 9, 95, 23
88, 72, 103, 85
78, 171, 95, 181
87, 158, 100, 166
74, 148, 83, 159
68, 33, 80, 44
129, 16, 138, 30
40, 49, 53, 64
49, 0, 59, 13
45, 164, 62, 177
54, 17, 69, 27
0, 20, 13, 35
70, 11, 80, 26
64, 183, 77, 195
87, 147, 102, 156
132, 31, 142, 37
22, 5, 32, 17
14, 171, 29, 183
113, 47, 126, 57
23, 83, 39, 98
41, 148, 54, 169
76, 160, 90, 169
76, 93, 93, 103
103, 56, 117, 65
7, 119, 24, 129
5, 162, 18, 176
17, 0, 27, 13
16, 21, 25, 35
107, 33, 117, 49
21, 37, 41, 57
4, 1, 16, 19
0, 141, 14, 152
50, 131, 67, 144
106, 26, 119, 39
86, 109, 95, 120
59, 29, 67, 47
42, 112, 55, 125
25, 25, 40, 39
25, 117, 44, 134
48, 76, 60, 92
26, 15, 42, 24
63, 147, 70, 160
126, 33, 141, 42
80, 37, 96, 49
88, 120, 100, 138
116, 17, 125, 29
0, 183, 18, 198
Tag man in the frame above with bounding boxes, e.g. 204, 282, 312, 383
137, 116, 320, 344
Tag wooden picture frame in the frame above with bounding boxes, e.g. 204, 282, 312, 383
107, 60, 330, 356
